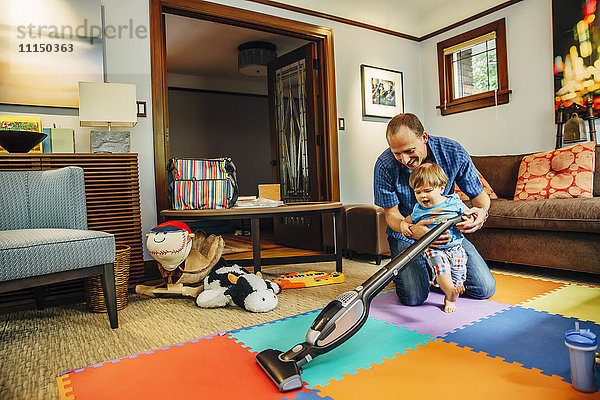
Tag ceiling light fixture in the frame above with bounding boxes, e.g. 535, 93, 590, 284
238, 41, 277, 76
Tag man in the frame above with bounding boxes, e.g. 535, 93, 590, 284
374, 113, 496, 306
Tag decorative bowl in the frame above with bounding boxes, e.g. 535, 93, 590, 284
0, 130, 47, 153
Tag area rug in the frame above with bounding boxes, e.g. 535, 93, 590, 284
57, 271, 600, 399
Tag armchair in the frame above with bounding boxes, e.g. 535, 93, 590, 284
0, 166, 118, 328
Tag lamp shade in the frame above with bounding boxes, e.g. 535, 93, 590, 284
78, 82, 137, 128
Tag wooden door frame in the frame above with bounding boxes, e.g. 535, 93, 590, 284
149, 0, 340, 218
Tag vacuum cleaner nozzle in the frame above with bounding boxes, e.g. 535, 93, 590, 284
256, 349, 303, 392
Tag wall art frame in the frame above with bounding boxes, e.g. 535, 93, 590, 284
361, 64, 404, 118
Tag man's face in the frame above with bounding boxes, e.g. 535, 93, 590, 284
387, 126, 428, 170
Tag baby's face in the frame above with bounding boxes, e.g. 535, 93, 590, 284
414, 184, 446, 208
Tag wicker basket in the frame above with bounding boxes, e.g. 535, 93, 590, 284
85, 244, 131, 312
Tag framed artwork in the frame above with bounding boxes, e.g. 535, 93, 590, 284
0, 0, 103, 108
0, 115, 43, 153
552, 0, 600, 109
361, 65, 404, 118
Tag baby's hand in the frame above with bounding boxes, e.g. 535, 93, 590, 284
400, 220, 413, 237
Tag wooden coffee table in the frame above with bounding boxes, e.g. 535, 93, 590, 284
160, 202, 343, 273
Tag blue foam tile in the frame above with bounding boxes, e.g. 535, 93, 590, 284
281, 388, 335, 400
442, 305, 600, 388
229, 310, 434, 389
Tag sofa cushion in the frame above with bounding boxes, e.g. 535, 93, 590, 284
471, 154, 524, 199
0, 228, 115, 281
513, 142, 595, 200
483, 198, 600, 233
455, 170, 498, 201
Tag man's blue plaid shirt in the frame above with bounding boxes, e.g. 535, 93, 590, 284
374, 135, 483, 241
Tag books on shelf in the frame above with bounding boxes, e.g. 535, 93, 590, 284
234, 196, 284, 208
50, 128, 75, 153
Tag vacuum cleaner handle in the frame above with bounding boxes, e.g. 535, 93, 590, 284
303, 215, 465, 349
256, 215, 465, 392
361, 214, 465, 298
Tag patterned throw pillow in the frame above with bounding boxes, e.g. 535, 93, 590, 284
513, 141, 596, 200
454, 170, 499, 201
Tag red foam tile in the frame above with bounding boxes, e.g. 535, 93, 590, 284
58, 335, 305, 400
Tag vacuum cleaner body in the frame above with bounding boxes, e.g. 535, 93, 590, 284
256, 215, 465, 392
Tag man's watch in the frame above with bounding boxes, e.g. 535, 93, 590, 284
481, 206, 489, 222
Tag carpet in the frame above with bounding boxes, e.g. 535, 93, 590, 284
57, 271, 600, 399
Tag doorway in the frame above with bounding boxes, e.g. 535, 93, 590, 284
149, 0, 340, 246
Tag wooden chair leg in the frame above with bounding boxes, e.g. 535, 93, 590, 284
376, 254, 382, 265
33, 286, 45, 310
100, 263, 118, 329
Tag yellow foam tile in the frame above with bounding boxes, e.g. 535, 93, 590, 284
315, 340, 583, 399
520, 284, 600, 323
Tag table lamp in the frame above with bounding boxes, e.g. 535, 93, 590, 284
78, 81, 137, 153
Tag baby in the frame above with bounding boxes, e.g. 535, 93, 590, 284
400, 163, 469, 312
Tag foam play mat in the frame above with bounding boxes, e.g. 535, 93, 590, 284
57, 271, 600, 399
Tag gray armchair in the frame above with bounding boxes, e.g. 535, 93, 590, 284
0, 166, 118, 328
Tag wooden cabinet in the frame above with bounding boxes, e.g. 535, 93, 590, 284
0, 153, 144, 311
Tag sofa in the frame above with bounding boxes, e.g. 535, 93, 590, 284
466, 145, 600, 275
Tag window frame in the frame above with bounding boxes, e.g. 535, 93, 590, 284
436, 18, 510, 116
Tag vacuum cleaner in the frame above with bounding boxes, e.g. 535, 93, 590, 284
256, 215, 464, 392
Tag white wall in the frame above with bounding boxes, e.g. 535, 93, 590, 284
111, 0, 423, 257
150, 0, 425, 208
0, 0, 156, 259
1, 0, 562, 260
420, 0, 556, 156
100, 0, 155, 261
199, 1, 424, 206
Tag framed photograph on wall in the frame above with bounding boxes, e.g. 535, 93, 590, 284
0, 0, 104, 108
361, 65, 404, 118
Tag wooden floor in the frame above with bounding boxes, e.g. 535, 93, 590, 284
221, 232, 323, 263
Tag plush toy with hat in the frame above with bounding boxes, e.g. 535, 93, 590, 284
196, 260, 280, 312
136, 221, 224, 298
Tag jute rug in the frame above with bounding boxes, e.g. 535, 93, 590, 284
1, 259, 382, 400
1, 258, 598, 400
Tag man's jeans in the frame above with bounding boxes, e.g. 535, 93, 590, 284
388, 235, 496, 306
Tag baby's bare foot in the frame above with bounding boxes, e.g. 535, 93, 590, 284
458, 285, 465, 295
444, 296, 457, 313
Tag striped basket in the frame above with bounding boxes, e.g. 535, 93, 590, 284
85, 244, 131, 312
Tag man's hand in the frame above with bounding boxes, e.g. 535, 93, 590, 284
399, 219, 413, 237
456, 207, 487, 233
401, 218, 451, 247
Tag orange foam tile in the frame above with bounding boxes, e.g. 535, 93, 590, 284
59, 335, 305, 400
489, 272, 566, 305
315, 340, 583, 400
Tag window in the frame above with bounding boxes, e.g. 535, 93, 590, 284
437, 19, 510, 115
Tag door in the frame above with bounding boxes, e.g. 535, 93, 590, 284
268, 43, 323, 250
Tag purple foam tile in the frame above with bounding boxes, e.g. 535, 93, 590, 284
369, 291, 512, 337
